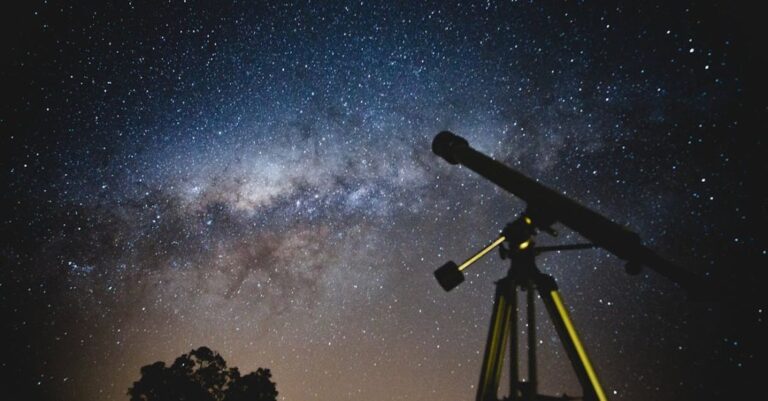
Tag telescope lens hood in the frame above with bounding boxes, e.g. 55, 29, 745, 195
432, 131, 469, 164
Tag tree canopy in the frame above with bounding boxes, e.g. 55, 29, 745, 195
128, 347, 277, 401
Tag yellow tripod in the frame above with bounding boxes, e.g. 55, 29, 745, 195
435, 215, 608, 401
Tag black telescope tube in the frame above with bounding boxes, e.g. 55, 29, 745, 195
432, 131, 698, 288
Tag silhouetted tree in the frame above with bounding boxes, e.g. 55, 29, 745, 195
225, 369, 278, 401
128, 347, 277, 401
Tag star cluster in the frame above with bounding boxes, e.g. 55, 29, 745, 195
1, 1, 764, 401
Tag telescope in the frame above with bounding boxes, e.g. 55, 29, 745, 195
430, 131, 703, 401
432, 130, 698, 289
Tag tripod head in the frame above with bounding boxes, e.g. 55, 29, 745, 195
434, 214, 534, 291
434, 212, 595, 292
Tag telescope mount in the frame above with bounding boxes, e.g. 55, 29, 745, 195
435, 212, 608, 401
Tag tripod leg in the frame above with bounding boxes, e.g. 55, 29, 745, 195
477, 278, 515, 401
526, 282, 537, 401
537, 276, 608, 401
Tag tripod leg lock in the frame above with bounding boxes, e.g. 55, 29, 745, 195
534, 273, 559, 292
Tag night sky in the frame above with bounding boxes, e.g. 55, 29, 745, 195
1, 1, 765, 401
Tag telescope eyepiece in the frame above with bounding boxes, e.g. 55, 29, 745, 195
432, 131, 469, 164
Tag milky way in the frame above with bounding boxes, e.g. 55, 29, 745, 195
2, 2, 764, 401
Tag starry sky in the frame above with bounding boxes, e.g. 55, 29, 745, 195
1, 1, 765, 401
